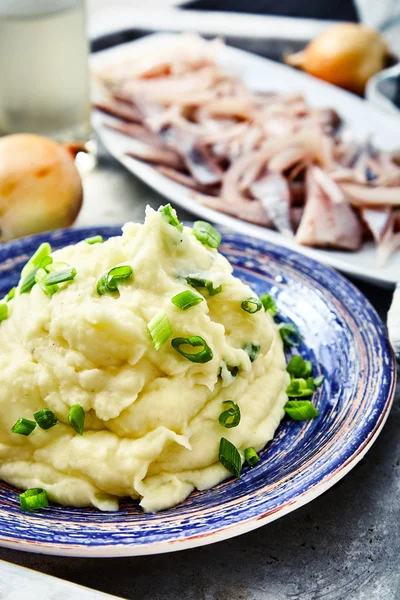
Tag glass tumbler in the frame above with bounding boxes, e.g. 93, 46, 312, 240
0, 0, 91, 141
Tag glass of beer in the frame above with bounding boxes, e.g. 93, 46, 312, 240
0, 0, 91, 142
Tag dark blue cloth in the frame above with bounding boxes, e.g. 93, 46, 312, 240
182, 0, 359, 21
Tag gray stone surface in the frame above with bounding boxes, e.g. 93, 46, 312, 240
0, 148, 398, 600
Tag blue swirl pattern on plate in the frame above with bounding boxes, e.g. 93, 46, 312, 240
0, 226, 396, 556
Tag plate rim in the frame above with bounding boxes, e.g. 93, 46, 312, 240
91, 32, 400, 287
0, 225, 396, 557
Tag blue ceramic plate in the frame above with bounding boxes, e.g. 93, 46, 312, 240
0, 226, 396, 557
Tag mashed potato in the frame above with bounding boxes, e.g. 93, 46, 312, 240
0, 206, 289, 512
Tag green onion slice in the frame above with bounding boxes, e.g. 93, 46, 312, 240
219, 401, 241, 428
241, 297, 262, 314
6, 287, 15, 302
45, 267, 76, 286
186, 276, 222, 296
33, 408, 58, 430
11, 418, 36, 436
20, 266, 40, 294
278, 322, 302, 347
314, 375, 325, 387
35, 268, 59, 296
219, 437, 242, 478
259, 293, 278, 316
287, 355, 312, 379
21, 243, 51, 278
171, 290, 203, 311
96, 274, 110, 296
85, 235, 103, 245
286, 377, 315, 398
227, 365, 239, 377
20, 488, 49, 512
159, 204, 183, 231
171, 336, 213, 363
68, 404, 85, 435
192, 221, 221, 249
284, 400, 319, 420
147, 310, 172, 350
0, 303, 8, 323
242, 343, 260, 363
244, 447, 260, 467
107, 266, 133, 291
97, 265, 133, 295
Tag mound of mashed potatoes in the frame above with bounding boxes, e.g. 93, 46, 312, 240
0, 206, 289, 512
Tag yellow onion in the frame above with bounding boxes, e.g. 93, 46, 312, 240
0, 134, 83, 241
286, 23, 388, 95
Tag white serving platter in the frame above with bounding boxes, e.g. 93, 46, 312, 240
92, 33, 400, 287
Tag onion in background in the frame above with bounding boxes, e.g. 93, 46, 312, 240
0, 134, 83, 241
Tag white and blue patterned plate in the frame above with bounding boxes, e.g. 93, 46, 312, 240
0, 226, 396, 557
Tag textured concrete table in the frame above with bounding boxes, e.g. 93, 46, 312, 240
0, 148, 398, 600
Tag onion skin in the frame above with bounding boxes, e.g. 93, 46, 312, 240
286, 24, 388, 95
0, 134, 83, 241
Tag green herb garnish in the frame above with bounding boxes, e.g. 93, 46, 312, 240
278, 322, 302, 347
33, 408, 58, 430
68, 404, 85, 436
260, 293, 278, 316
219, 437, 242, 478
20, 488, 49, 512
287, 355, 312, 379
159, 204, 183, 231
171, 336, 213, 363
241, 297, 262, 314
219, 401, 241, 428
147, 310, 172, 350
171, 290, 203, 311
284, 400, 319, 420
244, 447, 260, 467
11, 418, 36, 436
192, 221, 221, 249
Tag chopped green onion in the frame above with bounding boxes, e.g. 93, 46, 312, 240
241, 297, 262, 314
85, 235, 103, 245
260, 293, 278, 316
147, 310, 172, 350
314, 375, 325, 387
219, 401, 241, 428
45, 261, 70, 273
0, 303, 8, 322
107, 266, 133, 291
186, 277, 222, 296
227, 365, 239, 377
20, 266, 40, 294
244, 447, 260, 467
68, 404, 85, 435
287, 355, 312, 379
284, 400, 319, 420
6, 287, 15, 302
219, 437, 242, 478
20, 488, 49, 512
171, 290, 203, 311
286, 377, 315, 398
45, 267, 76, 286
35, 268, 59, 296
208, 283, 222, 296
21, 243, 51, 278
96, 274, 110, 296
171, 335, 213, 363
33, 408, 58, 430
242, 343, 260, 363
159, 204, 183, 231
11, 418, 36, 436
40, 256, 53, 271
192, 221, 221, 249
97, 265, 133, 295
279, 322, 302, 347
